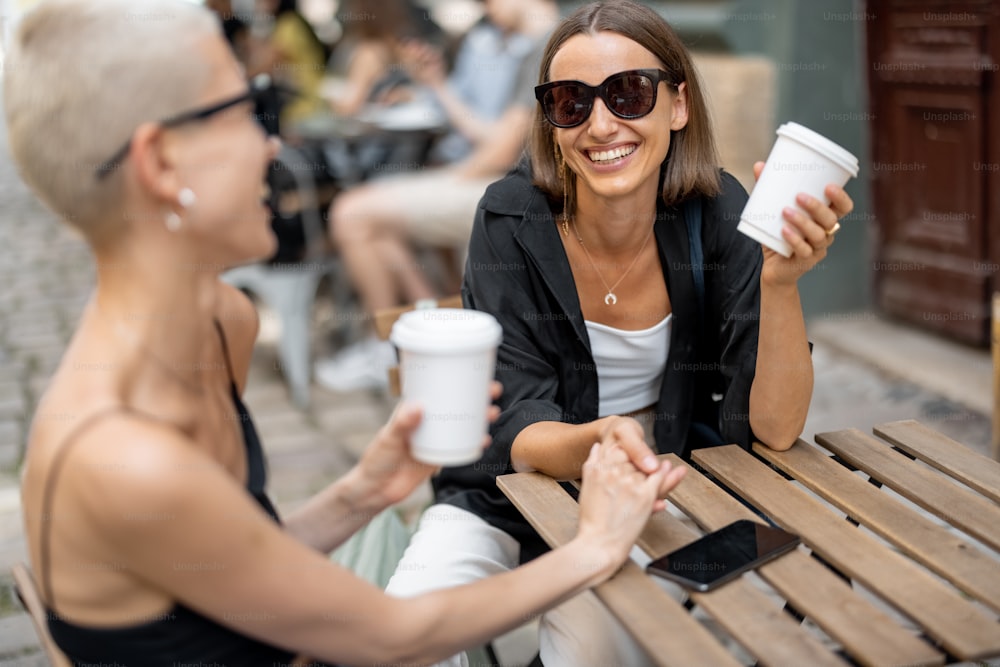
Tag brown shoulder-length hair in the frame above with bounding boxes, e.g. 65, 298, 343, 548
530, 0, 720, 216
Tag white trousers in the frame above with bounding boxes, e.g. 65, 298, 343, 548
384, 503, 661, 667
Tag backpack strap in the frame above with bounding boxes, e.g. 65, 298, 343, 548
682, 195, 725, 447
684, 196, 705, 327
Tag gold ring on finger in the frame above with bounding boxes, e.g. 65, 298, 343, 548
825, 222, 841, 238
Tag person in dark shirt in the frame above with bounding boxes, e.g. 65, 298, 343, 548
5, 1, 686, 665
387, 2, 855, 665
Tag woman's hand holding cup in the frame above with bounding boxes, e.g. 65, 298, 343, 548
753, 160, 856, 286
738, 122, 857, 285
356, 381, 502, 509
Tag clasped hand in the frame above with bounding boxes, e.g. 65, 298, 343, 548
595, 416, 687, 513
576, 420, 687, 564
354, 392, 685, 553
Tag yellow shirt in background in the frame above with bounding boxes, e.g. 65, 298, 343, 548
271, 12, 326, 128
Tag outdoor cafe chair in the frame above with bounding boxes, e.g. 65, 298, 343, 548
11, 562, 73, 667
222, 144, 353, 409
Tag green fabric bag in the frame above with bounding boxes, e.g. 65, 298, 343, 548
330, 509, 413, 589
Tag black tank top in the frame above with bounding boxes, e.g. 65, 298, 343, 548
41, 322, 335, 666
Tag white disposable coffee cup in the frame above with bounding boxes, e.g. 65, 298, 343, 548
389, 308, 502, 466
738, 122, 859, 257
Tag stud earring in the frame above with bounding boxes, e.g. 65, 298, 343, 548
165, 211, 182, 232
178, 187, 196, 208
165, 188, 196, 233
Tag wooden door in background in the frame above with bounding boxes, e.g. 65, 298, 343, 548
866, 0, 999, 346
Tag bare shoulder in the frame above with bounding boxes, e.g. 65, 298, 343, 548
213, 280, 259, 393
48, 412, 286, 561
58, 415, 216, 524
215, 280, 259, 343
23, 411, 203, 547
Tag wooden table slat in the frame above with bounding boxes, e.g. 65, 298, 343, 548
753, 441, 1000, 614
591, 562, 740, 667
873, 420, 1000, 504
496, 472, 741, 667
692, 445, 1000, 661
817, 428, 1000, 552
661, 454, 945, 667
692, 577, 851, 667
625, 496, 850, 667
530, 475, 849, 667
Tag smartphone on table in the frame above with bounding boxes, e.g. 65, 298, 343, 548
645, 519, 800, 592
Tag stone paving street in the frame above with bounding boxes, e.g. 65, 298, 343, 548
0, 97, 995, 666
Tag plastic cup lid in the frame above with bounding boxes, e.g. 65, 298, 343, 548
776, 122, 859, 178
390, 308, 502, 354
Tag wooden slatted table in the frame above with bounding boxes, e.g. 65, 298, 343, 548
497, 420, 1000, 666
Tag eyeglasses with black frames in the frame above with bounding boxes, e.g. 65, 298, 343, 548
534, 69, 679, 129
94, 73, 275, 180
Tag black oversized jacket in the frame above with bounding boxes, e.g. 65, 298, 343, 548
433, 161, 763, 562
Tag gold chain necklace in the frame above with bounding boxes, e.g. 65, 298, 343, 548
570, 218, 655, 306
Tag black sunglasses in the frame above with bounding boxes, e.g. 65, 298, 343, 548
95, 73, 274, 180
534, 69, 679, 129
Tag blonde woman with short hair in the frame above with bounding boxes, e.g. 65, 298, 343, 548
7, 1, 685, 665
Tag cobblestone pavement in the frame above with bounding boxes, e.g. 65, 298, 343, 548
0, 106, 994, 665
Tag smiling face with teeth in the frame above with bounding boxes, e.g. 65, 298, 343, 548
549, 31, 688, 215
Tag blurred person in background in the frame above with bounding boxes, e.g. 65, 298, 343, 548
6, 1, 686, 665
326, 0, 447, 116
315, 0, 558, 393
249, 0, 329, 131
205, 0, 252, 64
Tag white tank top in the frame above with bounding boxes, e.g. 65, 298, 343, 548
584, 315, 672, 417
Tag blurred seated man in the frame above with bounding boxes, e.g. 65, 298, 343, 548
315, 0, 557, 392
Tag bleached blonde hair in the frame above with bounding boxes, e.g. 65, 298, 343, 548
4, 0, 221, 241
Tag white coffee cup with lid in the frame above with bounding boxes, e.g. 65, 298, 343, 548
390, 308, 502, 465
738, 122, 860, 257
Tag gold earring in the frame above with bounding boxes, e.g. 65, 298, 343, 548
554, 143, 570, 236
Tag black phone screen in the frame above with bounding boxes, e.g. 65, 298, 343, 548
645, 519, 800, 592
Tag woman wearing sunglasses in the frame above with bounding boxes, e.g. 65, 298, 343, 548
388, 1, 854, 665
7, 1, 686, 665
